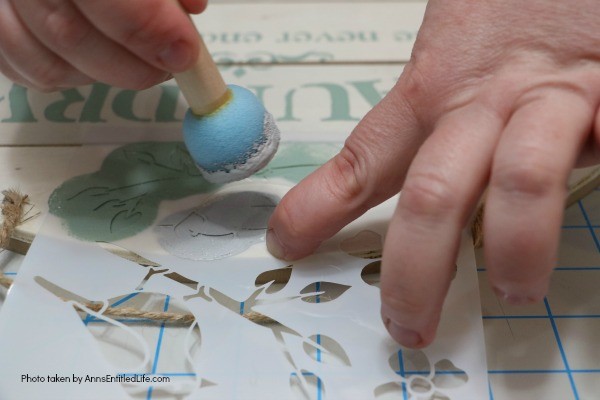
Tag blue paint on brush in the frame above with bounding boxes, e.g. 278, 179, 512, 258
183, 85, 266, 173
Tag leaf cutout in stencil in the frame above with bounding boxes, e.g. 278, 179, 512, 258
98, 241, 162, 268
340, 230, 382, 259
300, 281, 350, 303
303, 334, 351, 367
255, 265, 293, 294
388, 350, 404, 374
289, 370, 324, 400
432, 359, 468, 389
399, 349, 431, 374
361, 261, 381, 288
374, 382, 404, 399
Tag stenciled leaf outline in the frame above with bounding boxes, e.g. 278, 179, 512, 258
49, 142, 218, 242
50, 142, 338, 242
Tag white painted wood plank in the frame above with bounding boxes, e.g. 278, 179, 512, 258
196, 2, 424, 63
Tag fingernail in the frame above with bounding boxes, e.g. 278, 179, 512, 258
158, 40, 193, 71
384, 317, 423, 348
492, 286, 541, 306
266, 229, 286, 260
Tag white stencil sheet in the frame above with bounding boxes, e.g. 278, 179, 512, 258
0, 164, 488, 399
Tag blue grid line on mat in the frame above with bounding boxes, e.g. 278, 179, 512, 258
484, 198, 599, 400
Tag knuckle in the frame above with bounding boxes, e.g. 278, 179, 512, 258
396, 62, 431, 120
122, 5, 179, 47
326, 140, 371, 208
492, 160, 559, 200
400, 58, 430, 99
271, 194, 321, 252
44, 8, 91, 50
270, 198, 301, 238
276, 198, 305, 241
399, 47, 446, 106
381, 285, 429, 318
30, 58, 69, 89
400, 172, 457, 221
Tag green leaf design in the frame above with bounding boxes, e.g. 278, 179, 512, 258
49, 141, 219, 242
49, 141, 341, 242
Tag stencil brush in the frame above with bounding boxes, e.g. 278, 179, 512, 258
173, 34, 280, 184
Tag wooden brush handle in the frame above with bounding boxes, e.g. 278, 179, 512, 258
173, 34, 229, 116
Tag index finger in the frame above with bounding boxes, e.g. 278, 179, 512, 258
267, 83, 423, 260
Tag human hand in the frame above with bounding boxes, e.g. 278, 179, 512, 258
267, 0, 600, 348
0, 0, 207, 91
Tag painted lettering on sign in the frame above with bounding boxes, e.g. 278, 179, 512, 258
276, 31, 379, 43
0, 79, 391, 125
199, 30, 418, 45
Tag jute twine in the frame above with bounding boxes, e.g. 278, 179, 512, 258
0, 189, 26, 289
471, 202, 484, 249
0, 189, 28, 249
0, 189, 275, 325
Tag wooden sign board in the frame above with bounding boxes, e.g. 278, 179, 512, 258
0, 65, 402, 145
